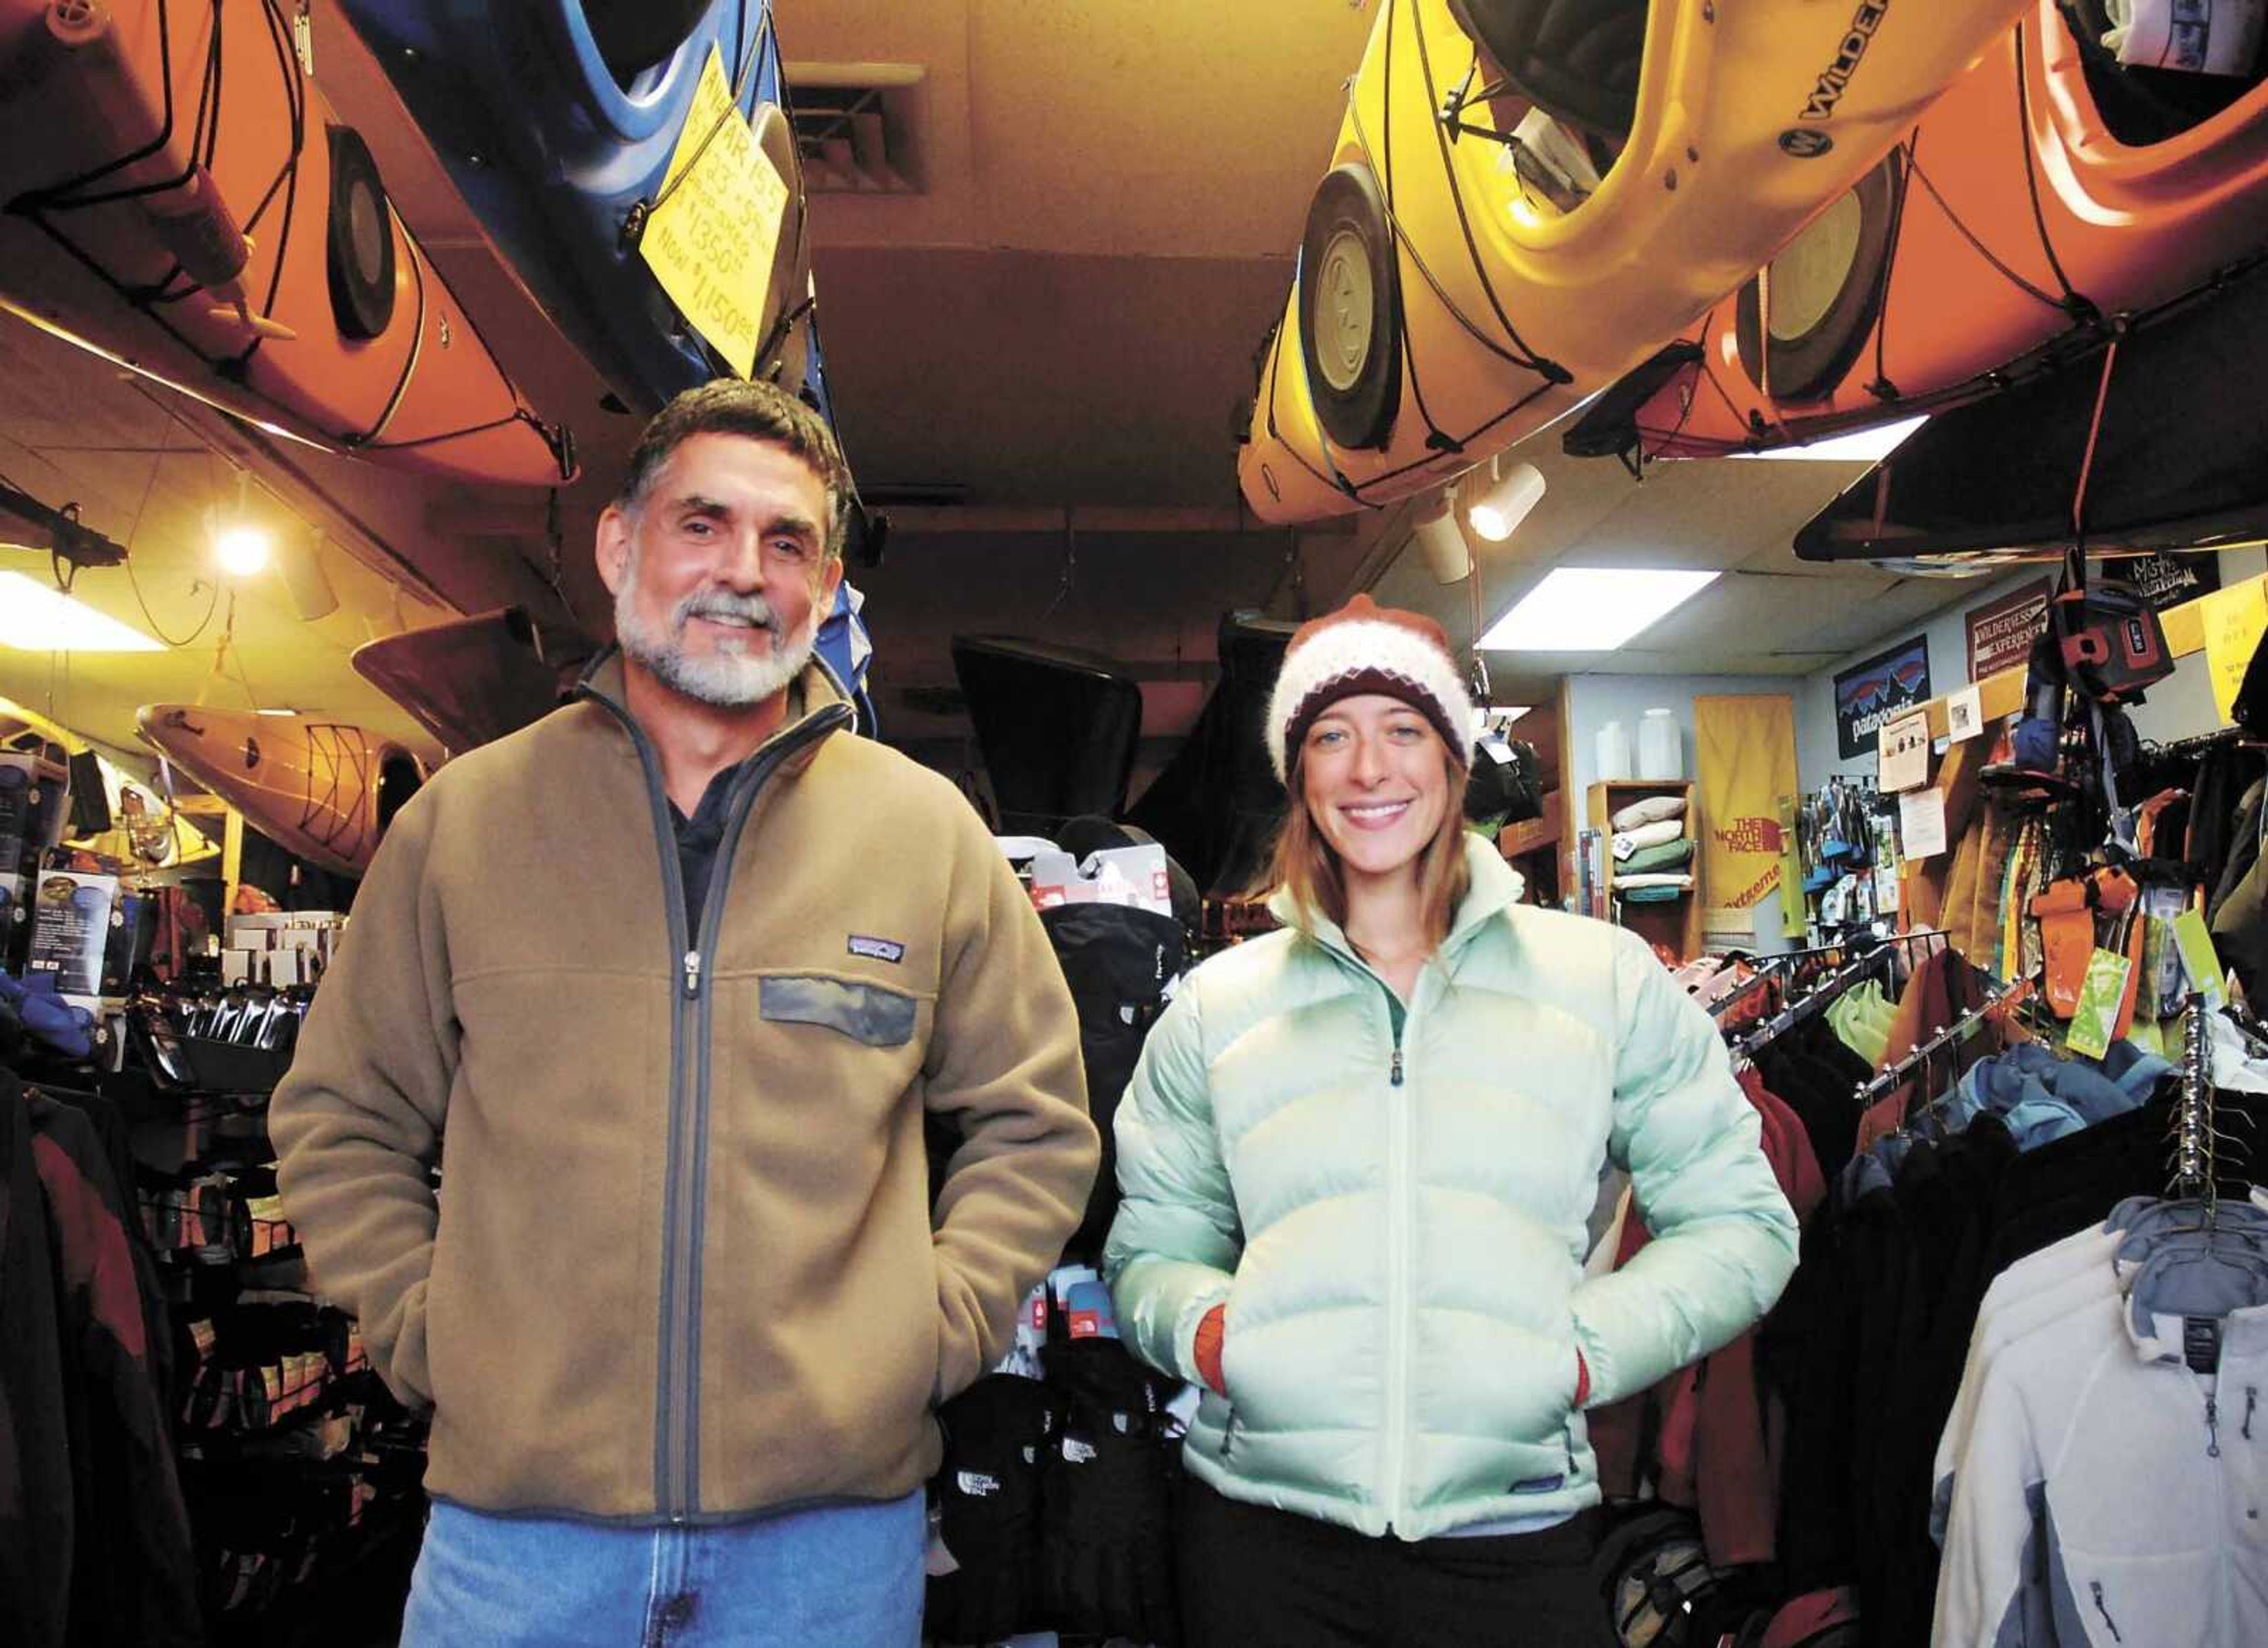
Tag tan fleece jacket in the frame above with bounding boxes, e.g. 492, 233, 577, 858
271, 658, 1097, 1520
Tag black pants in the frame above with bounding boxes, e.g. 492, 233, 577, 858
1177, 1479, 1615, 1648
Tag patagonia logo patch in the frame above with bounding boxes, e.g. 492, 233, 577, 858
847, 934, 905, 964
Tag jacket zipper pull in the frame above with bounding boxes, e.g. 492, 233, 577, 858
1390, 1047, 1404, 1088
2245, 1386, 2257, 1443
683, 949, 703, 999
2205, 1395, 2221, 1459
2089, 1582, 2123, 1643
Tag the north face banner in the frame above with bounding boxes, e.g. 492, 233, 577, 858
1694, 695, 1800, 942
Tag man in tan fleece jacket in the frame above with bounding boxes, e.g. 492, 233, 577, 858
270, 379, 1098, 1647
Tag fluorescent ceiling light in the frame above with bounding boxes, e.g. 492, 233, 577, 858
255, 706, 301, 717
0, 571, 163, 651
1480, 567, 1720, 651
1735, 414, 1928, 463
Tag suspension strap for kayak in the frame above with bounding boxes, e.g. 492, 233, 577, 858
2011, 24, 2097, 326
1862, 135, 1918, 403
1378, 0, 1462, 456
623, 2, 771, 248
2067, 336, 2120, 568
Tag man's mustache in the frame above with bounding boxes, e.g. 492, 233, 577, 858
674, 592, 782, 634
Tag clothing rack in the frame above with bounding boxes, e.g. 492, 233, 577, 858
1853, 974, 2026, 1109
1728, 929, 1948, 1060
2176, 994, 2216, 1222
2150, 726, 2254, 763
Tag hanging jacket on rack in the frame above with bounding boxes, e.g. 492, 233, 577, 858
1, 1072, 71, 1648
13, 1076, 200, 1646
1040, 900, 1186, 1262
1589, 1066, 1827, 1567
1935, 1252, 2268, 1646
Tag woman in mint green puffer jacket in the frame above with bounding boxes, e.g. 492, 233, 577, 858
1104, 595, 1799, 1646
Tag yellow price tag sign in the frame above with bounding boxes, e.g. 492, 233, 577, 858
637, 45, 788, 380
2200, 579, 2268, 727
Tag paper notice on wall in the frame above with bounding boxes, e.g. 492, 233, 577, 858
2202, 579, 2268, 725
637, 45, 788, 378
1877, 709, 1932, 794
1896, 788, 1948, 859
1946, 684, 1985, 742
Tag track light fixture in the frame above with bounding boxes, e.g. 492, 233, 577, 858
1411, 496, 1472, 584
1466, 457, 1546, 543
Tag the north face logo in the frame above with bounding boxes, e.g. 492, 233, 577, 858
956, 1470, 1001, 1497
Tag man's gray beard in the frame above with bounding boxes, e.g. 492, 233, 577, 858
612, 547, 822, 709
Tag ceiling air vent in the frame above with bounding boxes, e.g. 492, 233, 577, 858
786, 63, 926, 194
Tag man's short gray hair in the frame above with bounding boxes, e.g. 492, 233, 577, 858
614, 378, 853, 562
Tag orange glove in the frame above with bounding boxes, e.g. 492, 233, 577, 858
1194, 1305, 1227, 1396
1574, 1347, 1591, 1409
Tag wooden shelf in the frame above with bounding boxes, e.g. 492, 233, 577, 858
1497, 787, 1564, 862
1587, 779, 1704, 961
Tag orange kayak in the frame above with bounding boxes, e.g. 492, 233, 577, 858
137, 704, 424, 879
0, 0, 575, 487
1575, 4, 2268, 461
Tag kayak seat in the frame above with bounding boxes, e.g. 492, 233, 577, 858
584, 0, 716, 90
1445, 0, 1646, 140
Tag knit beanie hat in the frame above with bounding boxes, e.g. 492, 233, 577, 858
1267, 593, 1477, 782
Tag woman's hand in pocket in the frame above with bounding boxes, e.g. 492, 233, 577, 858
1195, 1304, 1228, 1397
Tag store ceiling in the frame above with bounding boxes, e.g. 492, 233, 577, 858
0, 1, 1974, 792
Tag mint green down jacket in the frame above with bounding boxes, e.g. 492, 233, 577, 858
1103, 837, 1799, 1540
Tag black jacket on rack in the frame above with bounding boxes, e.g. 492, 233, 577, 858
2, 1073, 72, 1646
5, 1072, 201, 1646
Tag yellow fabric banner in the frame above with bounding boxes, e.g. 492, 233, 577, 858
1693, 694, 1800, 939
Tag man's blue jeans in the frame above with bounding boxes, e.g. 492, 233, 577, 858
400, 1492, 925, 1646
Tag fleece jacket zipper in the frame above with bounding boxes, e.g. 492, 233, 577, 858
586, 686, 849, 1517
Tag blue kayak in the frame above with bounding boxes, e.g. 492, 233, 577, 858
335, 0, 823, 413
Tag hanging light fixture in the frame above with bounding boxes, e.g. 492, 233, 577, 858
213, 471, 272, 577
1465, 456, 1547, 542
1410, 495, 1471, 584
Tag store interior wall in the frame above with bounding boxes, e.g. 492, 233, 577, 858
1795, 569, 2041, 786
1792, 546, 2267, 787
1562, 672, 1793, 803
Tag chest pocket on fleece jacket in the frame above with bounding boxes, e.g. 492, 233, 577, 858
759, 974, 917, 1047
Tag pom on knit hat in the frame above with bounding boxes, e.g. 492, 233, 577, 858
1267, 593, 1476, 782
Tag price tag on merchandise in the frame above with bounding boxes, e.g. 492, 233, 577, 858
2066, 947, 2134, 1060
2172, 908, 2228, 1010
637, 45, 788, 378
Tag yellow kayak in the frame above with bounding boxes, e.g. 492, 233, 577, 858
1240, 0, 2034, 523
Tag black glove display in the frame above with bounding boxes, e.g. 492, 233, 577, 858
927, 1373, 1054, 1646
1038, 1338, 1180, 1646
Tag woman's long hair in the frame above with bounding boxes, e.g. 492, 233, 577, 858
1265, 742, 1472, 951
